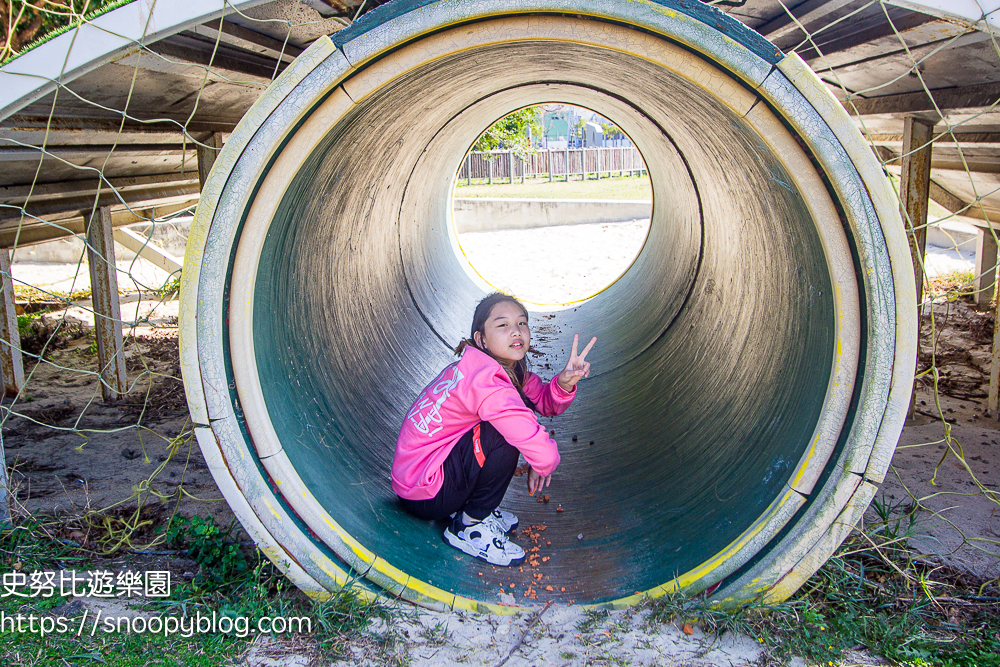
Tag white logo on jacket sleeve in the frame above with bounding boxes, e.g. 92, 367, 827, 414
407, 367, 465, 437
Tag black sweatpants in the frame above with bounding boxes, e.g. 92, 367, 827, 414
399, 421, 520, 522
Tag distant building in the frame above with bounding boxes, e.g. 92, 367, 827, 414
540, 105, 633, 148
541, 107, 579, 149
584, 121, 605, 147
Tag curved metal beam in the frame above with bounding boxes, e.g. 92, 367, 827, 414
0, 0, 271, 122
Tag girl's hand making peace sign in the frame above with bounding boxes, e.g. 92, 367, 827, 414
557, 333, 596, 393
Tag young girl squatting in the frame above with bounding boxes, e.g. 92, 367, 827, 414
391, 292, 596, 566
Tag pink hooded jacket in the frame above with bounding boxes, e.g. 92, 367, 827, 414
392, 346, 576, 500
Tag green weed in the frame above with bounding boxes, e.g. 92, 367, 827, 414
645, 507, 1000, 667
156, 275, 182, 300
0, 514, 395, 665
577, 608, 612, 634
164, 515, 248, 588
420, 619, 452, 646
16, 310, 89, 358
16, 312, 42, 337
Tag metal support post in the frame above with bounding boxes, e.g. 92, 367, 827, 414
547, 149, 553, 182
0, 250, 23, 396
87, 206, 127, 402
987, 228, 1000, 417
975, 227, 998, 416
0, 248, 10, 522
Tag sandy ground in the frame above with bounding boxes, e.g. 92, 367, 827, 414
458, 219, 650, 307
4, 221, 997, 666
885, 298, 1000, 580
923, 242, 975, 278
240, 603, 789, 667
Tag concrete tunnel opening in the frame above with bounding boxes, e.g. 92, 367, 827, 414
184, 5, 911, 611
451, 105, 653, 309
233, 42, 845, 603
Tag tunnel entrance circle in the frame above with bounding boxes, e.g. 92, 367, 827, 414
181, 2, 915, 613
451, 105, 654, 309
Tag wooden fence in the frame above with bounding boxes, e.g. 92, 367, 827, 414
458, 147, 646, 184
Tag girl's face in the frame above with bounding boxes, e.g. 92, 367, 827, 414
475, 301, 530, 364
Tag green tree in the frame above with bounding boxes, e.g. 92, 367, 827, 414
2, 0, 123, 63
600, 121, 621, 140
472, 106, 543, 160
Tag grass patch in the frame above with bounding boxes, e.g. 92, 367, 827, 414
928, 270, 978, 300
15, 285, 92, 305
645, 498, 1000, 666
454, 174, 653, 200
1, 0, 137, 67
164, 515, 248, 589
0, 513, 392, 665
17, 312, 44, 338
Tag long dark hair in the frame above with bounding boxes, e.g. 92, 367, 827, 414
454, 292, 534, 394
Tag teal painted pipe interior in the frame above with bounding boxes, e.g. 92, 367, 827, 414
245, 38, 839, 604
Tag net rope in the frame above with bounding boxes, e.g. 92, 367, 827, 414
772, 0, 1000, 576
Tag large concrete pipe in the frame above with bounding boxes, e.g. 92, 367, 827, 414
179, 0, 915, 612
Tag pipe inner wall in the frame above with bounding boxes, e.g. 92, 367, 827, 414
237, 34, 852, 603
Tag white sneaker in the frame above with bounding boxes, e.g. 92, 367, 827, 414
448, 509, 519, 533
443, 515, 525, 566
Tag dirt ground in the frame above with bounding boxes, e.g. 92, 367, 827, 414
886, 298, 1000, 580
4, 295, 239, 541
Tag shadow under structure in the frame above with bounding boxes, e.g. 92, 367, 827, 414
179, 0, 916, 612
